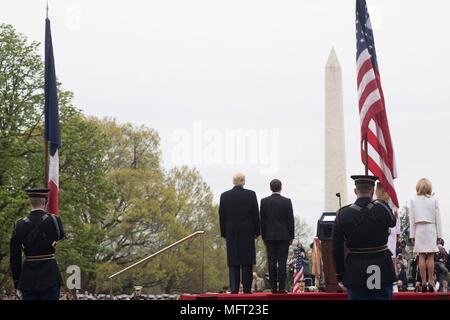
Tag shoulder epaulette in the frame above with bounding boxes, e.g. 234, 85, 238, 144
338, 204, 352, 211
15, 217, 30, 225
373, 200, 392, 212
336, 205, 351, 224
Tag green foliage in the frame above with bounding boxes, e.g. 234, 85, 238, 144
97, 130, 227, 293
56, 110, 113, 289
294, 216, 313, 247
0, 23, 49, 290
0, 23, 116, 292
0, 22, 228, 293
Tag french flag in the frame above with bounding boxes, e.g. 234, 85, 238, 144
44, 17, 60, 215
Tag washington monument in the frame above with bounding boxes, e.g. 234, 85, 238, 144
324, 48, 347, 212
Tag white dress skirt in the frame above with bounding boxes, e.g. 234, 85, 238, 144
413, 222, 438, 254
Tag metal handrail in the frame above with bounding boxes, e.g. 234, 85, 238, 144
108, 231, 205, 296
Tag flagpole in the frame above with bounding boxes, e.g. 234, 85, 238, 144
364, 134, 369, 176
44, 140, 49, 185
44, 1, 49, 186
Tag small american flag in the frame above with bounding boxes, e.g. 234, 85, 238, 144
356, 0, 399, 214
292, 247, 304, 293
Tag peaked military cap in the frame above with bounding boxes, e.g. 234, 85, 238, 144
350, 175, 379, 187
25, 188, 50, 199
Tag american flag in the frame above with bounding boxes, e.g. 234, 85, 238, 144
292, 247, 304, 293
45, 16, 61, 215
356, 0, 399, 214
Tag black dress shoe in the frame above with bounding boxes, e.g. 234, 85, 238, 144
271, 290, 278, 294
421, 284, 428, 293
428, 285, 435, 293
230, 291, 239, 294
278, 290, 289, 294
243, 291, 252, 294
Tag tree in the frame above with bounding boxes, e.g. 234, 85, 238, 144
0, 24, 44, 288
96, 120, 173, 292
96, 123, 227, 294
0, 23, 229, 295
55, 109, 113, 290
165, 166, 227, 293
294, 217, 314, 248
0, 24, 113, 291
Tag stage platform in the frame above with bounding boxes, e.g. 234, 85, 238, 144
180, 292, 450, 300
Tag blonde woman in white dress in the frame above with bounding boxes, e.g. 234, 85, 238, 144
409, 178, 443, 292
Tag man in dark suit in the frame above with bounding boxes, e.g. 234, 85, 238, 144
10, 188, 65, 300
260, 179, 295, 293
219, 173, 260, 294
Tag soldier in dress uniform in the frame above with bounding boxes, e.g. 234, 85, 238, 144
130, 286, 146, 300
332, 175, 396, 300
9, 188, 65, 300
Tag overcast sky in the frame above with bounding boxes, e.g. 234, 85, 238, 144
2, 0, 449, 240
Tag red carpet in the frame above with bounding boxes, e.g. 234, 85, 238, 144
180, 292, 450, 300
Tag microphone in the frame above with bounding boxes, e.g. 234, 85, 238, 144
336, 193, 342, 209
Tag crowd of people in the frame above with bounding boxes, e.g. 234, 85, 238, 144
395, 239, 449, 292
0, 294, 178, 300
0, 288, 178, 300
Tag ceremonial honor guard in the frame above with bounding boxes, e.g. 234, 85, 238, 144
130, 286, 146, 300
10, 188, 65, 300
332, 175, 396, 300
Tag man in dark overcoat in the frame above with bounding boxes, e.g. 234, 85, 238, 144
219, 173, 260, 294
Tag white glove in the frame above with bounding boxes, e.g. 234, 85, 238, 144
338, 282, 347, 291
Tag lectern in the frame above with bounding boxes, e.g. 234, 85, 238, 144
316, 212, 340, 292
